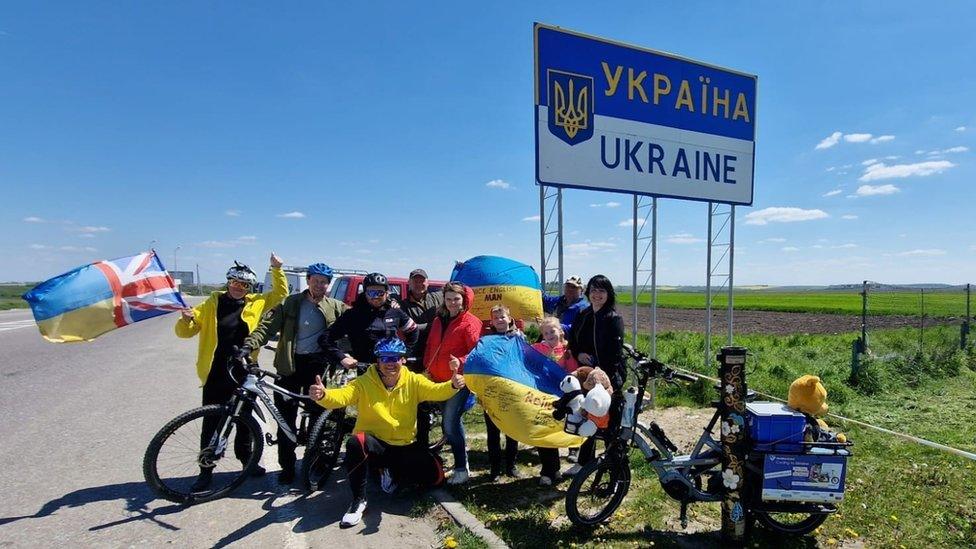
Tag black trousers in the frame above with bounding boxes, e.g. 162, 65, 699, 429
200, 356, 256, 466
537, 447, 560, 479
484, 412, 518, 473
275, 353, 330, 473
344, 433, 444, 499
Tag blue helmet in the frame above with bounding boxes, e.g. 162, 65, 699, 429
307, 263, 333, 279
374, 337, 407, 358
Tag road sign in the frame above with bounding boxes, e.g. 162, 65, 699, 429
535, 23, 758, 205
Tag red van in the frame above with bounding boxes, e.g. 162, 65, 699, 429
328, 274, 446, 307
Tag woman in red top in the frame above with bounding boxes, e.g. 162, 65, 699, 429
423, 282, 482, 485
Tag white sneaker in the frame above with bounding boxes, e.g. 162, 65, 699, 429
379, 468, 397, 494
340, 497, 367, 528
447, 469, 469, 485
562, 464, 582, 477
539, 475, 554, 486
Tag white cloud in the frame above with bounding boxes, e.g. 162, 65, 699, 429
944, 146, 969, 153
762, 237, 787, 243
892, 249, 946, 257
666, 233, 703, 244
859, 160, 955, 181
199, 236, 258, 248
955, 126, 967, 132
861, 159, 879, 166
522, 215, 541, 222
782, 246, 800, 252
832, 243, 858, 249
884, 155, 900, 160
915, 149, 926, 155
29, 244, 50, 250
225, 209, 241, 217
823, 189, 843, 197
23, 216, 45, 223
870, 135, 895, 144
618, 218, 646, 228
841, 214, 858, 220
566, 240, 618, 253
485, 179, 513, 190
59, 245, 98, 252
277, 211, 306, 219
825, 166, 836, 172
78, 233, 96, 239
844, 133, 873, 143
744, 207, 829, 226
815, 132, 842, 150
77, 226, 110, 233
855, 184, 900, 196
590, 201, 621, 208
237, 235, 257, 242
811, 244, 824, 249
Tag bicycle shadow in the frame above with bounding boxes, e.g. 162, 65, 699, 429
0, 477, 275, 533
210, 476, 425, 548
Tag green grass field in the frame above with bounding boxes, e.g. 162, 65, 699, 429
0, 284, 32, 310
616, 289, 970, 318
452, 326, 976, 547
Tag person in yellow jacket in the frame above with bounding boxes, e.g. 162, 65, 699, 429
174, 252, 288, 492
309, 337, 464, 528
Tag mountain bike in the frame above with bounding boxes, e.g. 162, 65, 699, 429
143, 356, 325, 504
565, 344, 837, 535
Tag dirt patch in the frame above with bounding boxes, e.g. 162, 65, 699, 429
623, 306, 960, 335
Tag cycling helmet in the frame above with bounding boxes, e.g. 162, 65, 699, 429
363, 272, 388, 289
374, 337, 407, 357
307, 263, 334, 279
226, 261, 258, 285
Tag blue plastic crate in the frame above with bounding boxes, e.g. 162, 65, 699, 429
746, 402, 806, 446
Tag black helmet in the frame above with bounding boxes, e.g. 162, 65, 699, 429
363, 272, 388, 289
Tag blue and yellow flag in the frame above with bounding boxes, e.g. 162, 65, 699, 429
23, 251, 186, 343
450, 255, 543, 322
464, 335, 584, 448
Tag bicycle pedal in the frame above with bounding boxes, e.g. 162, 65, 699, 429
264, 433, 278, 446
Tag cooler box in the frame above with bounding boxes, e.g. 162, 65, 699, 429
761, 453, 847, 503
746, 401, 806, 452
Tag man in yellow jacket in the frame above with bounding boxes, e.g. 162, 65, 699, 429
174, 253, 288, 492
309, 337, 464, 528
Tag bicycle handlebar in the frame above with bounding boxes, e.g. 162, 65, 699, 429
622, 343, 698, 384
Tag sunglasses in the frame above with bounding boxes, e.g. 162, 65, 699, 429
365, 289, 387, 299
377, 356, 401, 364
228, 280, 252, 290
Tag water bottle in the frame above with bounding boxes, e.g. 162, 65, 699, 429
621, 387, 638, 428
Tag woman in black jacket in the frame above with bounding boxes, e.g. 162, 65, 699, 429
565, 274, 625, 473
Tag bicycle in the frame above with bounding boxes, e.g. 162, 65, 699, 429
143, 355, 327, 504
565, 344, 838, 535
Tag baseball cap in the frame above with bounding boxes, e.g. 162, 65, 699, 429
409, 268, 429, 279
565, 276, 584, 289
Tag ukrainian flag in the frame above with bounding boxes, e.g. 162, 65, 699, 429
23, 251, 186, 342
465, 335, 584, 448
450, 255, 543, 322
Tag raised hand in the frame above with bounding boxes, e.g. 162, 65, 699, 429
449, 358, 465, 389
309, 374, 326, 401
270, 252, 283, 268
341, 356, 358, 369
448, 354, 461, 372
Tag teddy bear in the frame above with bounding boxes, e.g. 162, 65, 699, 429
552, 366, 613, 437
787, 375, 847, 444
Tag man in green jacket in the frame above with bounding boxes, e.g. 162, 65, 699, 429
239, 263, 347, 484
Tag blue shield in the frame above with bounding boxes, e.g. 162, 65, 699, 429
547, 70, 594, 146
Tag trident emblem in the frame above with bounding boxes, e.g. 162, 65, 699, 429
547, 70, 594, 146
554, 79, 588, 139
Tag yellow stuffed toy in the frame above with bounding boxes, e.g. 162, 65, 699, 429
787, 375, 847, 444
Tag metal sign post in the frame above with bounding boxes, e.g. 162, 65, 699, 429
705, 203, 736, 366
538, 185, 564, 291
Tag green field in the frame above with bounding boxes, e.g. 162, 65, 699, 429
450, 326, 976, 548
0, 284, 32, 310
617, 289, 970, 318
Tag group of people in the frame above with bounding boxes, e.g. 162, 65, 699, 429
175, 254, 626, 528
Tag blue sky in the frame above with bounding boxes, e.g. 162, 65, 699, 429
2, 2, 973, 286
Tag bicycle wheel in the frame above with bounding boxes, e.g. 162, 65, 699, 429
565, 454, 631, 526
302, 408, 348, 492
753, 509, 829, 535
427, 406, 446, 453
143, 404, 263, 504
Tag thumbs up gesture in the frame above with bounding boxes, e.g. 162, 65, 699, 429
309, 374, 326, 401
449, 357, 465, 390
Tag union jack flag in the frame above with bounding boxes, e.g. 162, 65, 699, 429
93, 251, 187, 328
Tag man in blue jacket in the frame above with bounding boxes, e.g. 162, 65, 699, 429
542, 275, 588, 333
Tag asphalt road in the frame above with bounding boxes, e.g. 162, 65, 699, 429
0, 307, 441, 548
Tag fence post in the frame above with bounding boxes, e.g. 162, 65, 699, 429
860, 280, 869, 352
719, 346, 748, 543
919, 288, 925, 352
963, 283, 971, 350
